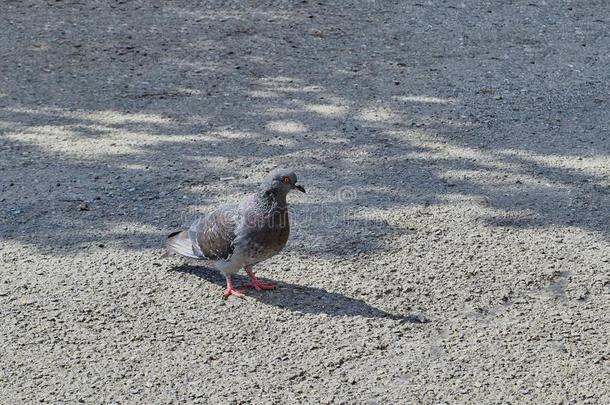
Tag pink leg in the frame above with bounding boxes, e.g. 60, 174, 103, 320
223, 274, 245, 300
243, 266, 276, 291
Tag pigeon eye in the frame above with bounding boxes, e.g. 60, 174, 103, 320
281, 176, 291, 184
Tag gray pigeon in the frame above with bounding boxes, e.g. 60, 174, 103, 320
166, 168, 305, 299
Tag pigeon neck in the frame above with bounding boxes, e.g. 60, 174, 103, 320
260, 188, 288, 208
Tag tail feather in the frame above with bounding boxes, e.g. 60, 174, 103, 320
166, 230, 203, 259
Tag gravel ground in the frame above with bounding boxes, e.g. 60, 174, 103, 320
1, 1, 609, 403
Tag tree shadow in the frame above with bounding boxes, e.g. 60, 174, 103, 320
172, 263, 428, 324
1, 0, 609, 257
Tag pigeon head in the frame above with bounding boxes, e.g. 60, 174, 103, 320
260, 168, 305, 194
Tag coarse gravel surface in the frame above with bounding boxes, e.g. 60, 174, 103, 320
1, 1, 609, 404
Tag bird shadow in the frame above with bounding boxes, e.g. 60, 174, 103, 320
172, 264, 428, 324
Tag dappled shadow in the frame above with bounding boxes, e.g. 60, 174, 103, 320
1, 0, 609, 257
172, 264, 428, 324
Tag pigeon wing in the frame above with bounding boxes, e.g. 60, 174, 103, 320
188, 203, 239, 260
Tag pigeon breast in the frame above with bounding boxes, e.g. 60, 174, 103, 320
233, 194, 290, 265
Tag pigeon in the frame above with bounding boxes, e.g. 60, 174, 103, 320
166, 168, 305, 299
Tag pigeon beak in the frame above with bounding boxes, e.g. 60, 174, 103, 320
294, 184, 306, 193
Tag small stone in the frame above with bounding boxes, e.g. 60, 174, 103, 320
310, 29, 324, 38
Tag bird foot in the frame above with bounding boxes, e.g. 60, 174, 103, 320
223, 286, 245, 300
223, 274, 246, 300
243, 281, 276, 291
244, 269, 276, 291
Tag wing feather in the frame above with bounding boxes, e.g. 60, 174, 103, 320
188, 203, 238, 260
